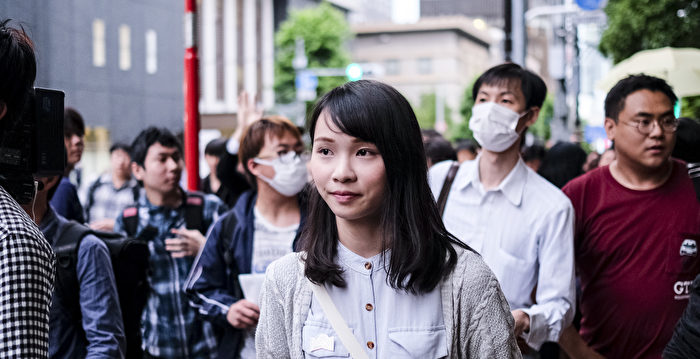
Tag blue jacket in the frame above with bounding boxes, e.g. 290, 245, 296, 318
185, 190, 307, 356
41, 207, 125, 359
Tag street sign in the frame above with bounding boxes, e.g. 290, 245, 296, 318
296, 70, 318, 102
575, 0, 605, 11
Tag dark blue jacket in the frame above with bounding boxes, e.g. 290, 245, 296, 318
185, 190, 306, 356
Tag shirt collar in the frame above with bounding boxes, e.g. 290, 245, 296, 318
456, 154, 527, 207
336, 241, 389, 275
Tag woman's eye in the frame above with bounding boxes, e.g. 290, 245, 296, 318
318, 148, 331, 156
501, 99, 512, 104
357, 149, 369, 156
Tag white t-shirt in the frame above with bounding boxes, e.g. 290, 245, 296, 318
239, 207, 298, 359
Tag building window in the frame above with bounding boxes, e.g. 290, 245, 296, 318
417, 57, 432, 74
385, 59, 400, 75
119, 25, 131, 71
145, 30, 157, 74
92, 19, 106, 67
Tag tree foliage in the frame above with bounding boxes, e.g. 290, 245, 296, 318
599, 0, 700, 64
414, 92, 453, 135
274, 2, 351, 104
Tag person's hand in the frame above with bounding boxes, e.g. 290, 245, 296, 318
165, 228, 205, 258
226, 299, 260, 329
559, 325, 607, 359
512, 309, 530, 337
89, 218, 115, 231
232, 91, 263, 142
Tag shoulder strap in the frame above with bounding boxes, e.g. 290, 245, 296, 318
298, 256, 368, 359
85, 176, 103, 222
219, 213, 239, 269
122, 206, 139, 237
54, 221, 93, 325
185, 191, 205, 233
436, 161, 460, 216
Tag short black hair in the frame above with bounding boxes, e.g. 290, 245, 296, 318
109, 142, 130, 154
522, 144, 546, 163
64, 107, 85, 137
673, 117, 700, 163
0, 19, 36, 123
472, 63, 547, 109
424, 136, 456, 165
455, 139, 479, 154
130, 127, 182, 168
604, 74, 678, 122
204, 137, 227, 157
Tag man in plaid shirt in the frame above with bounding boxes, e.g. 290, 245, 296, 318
84, 142, 141, 232
114, 127, 226, 358
0, 19, 55, 358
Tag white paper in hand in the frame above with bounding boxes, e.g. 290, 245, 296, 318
238, 273, 266, 305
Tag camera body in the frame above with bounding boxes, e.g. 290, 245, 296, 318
0, 87, 65, 203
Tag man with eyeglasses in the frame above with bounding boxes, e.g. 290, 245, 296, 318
559, 75, 700, 359
186, 116, 308, 359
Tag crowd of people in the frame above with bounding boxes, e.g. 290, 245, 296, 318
1, 18, 700, 359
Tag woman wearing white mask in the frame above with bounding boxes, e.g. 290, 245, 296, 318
185, 116, 309, 359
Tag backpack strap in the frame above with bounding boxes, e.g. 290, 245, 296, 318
219, 213, 239, 270
185, 191, 205, 233
84, 176, 104, 223
437, 161, 460, 216
54, 221, 94, 325
122, 205, 140, 237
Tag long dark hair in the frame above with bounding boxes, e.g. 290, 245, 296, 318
302, 80, 470, 294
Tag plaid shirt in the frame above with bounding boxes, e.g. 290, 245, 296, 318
84, 174, 141, 223
0, 185, 55, 358
114, 188, 226, 358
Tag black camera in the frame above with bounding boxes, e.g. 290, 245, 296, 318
0, 87, 65, 203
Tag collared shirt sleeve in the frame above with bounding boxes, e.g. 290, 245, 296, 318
185, 215, 238, 328
519, 201, 576, 349
77, 235, 126, 358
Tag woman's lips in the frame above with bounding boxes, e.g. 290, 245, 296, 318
330, 191, 360, 203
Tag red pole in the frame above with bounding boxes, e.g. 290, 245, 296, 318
184, 0, 200, 191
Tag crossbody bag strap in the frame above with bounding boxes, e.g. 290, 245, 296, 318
436, 161, 460, 216
308, 281, 369, 359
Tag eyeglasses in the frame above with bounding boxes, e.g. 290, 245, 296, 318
623, 116, 679, 135
257, 150, 309, 164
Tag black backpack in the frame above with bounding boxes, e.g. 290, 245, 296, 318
54, 221, 150, 359
121, 191, 207, 237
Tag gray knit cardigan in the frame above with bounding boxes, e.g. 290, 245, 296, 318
255, 246, 522, 358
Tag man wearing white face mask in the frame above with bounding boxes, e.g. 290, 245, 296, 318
186, 116, 308, 359
428, 63, 576, 357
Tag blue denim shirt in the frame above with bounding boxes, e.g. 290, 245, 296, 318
114, 189, 226, 358
41, 207, 125, 358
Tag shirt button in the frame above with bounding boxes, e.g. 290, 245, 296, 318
365, 303, 373, 311
364, 262, 372, 270
367, 341, 375, 349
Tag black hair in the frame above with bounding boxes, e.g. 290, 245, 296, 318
204, 137, 227, 157
304, 80, 470, 294
424, 136, 457, 165
522, 144, 546, 163
0, 19, 36, 124
455, 138, 479, 154
673, 117, 700, 163
64, 107, 85, 137
604, 74, 678, 122
109, 142, 130, 154
472, 63, 547, 109
537, 142, 587, 188
130, 127, 182, 168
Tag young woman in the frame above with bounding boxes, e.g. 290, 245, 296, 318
256, 80, 520, 358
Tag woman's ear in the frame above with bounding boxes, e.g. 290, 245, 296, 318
247, 158, 259, 177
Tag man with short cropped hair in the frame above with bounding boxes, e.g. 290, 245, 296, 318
559, 74, 700, 358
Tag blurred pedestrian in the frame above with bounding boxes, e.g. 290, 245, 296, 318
537, 142, 587, 188
83, 143, 140, 231
598, 147, 615, 167
22, 174, 125, 358
186, 116, 308, 359
582, 151, 600, 172
559, 75, 700, 358
0, 18, 55, 358
522, 143, 546, 172
113, 127, 226, 358
429, 63, 575, 357
455, 138, 479, 163
424, 135, 456, 167
256, 80, 520, 358
51, 107, 86, 223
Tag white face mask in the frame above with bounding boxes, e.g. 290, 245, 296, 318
469, 102, 528, 152
253, 151, 308, 197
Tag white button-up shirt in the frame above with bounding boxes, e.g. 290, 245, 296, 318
428, 157, 575, 349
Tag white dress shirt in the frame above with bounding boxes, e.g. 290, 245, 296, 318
428, 157, 575, 350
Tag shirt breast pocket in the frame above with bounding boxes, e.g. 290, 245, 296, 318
387, 326, 448, 358
302, 321, 350, 358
